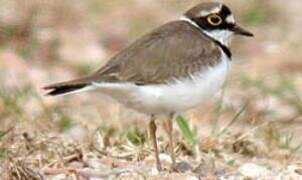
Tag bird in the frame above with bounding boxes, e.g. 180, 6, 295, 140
44, 2, 253, 171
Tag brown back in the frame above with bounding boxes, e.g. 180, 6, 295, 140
90, 21, 222, 85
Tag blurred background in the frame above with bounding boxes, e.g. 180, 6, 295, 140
0, 0, 301, 178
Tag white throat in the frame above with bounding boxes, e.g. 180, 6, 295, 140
180, 16, 233, 47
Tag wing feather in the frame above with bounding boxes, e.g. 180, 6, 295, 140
90, 21, 221, 85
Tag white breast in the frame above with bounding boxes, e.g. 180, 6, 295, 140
93, 50, 230, 115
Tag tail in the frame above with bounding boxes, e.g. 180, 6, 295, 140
44, 77, 94, 96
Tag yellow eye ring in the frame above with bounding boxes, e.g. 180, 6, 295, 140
207, 14, 222, 26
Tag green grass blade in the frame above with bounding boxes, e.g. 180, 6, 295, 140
126, 128, 146, 146
176, 115, 195, 145
219, 104, 247, 136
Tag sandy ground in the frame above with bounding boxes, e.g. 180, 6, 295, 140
0, 0, 301, 179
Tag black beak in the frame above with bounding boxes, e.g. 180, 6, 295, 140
232, 24, 254, 37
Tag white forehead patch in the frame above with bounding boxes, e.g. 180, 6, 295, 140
226, 15, 235, 24
199, 4, 222, 17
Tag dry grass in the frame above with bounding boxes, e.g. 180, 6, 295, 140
0, 0, 301, 179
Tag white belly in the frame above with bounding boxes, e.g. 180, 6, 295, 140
94, 52, 230, 115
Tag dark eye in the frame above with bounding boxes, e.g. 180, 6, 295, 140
207, 14, 222, 26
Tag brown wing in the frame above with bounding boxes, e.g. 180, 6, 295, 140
44, 21, 222, 95
90, 21, 221, 85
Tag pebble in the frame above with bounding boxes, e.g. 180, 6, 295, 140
238, 163, 271, 178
